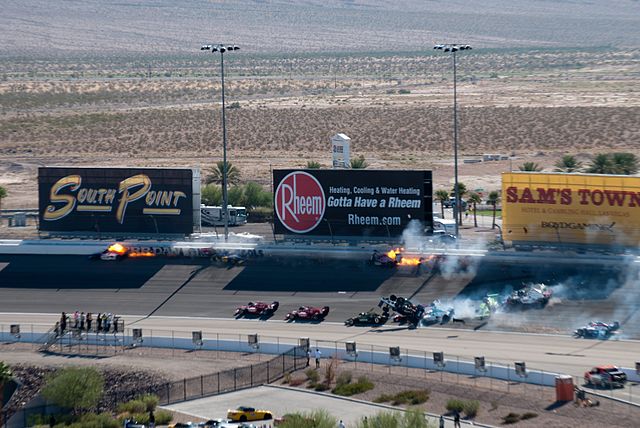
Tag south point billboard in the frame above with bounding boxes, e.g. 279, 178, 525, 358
502, 172, 640, 247
273, 169, 432, 237
38, 167, 197, 235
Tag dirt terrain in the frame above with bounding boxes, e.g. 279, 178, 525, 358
1, 46, 639, 211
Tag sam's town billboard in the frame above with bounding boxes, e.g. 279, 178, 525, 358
502, 172, 640, 247
38, 167, 200, 234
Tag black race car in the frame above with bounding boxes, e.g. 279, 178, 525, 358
378, 294, 425, 326
345, 310, 389, 327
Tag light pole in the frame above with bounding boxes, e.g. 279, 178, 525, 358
434, 43, 472, 238
200, 43, 240, 241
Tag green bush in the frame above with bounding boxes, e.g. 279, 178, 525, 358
277, 409, 336, 428
374, 390, 429, 405
336, 371, 352, 386
398, 89, 411, 94
521, 412, 538, 420
42, 367, 104, 412
140, 394, 159, 411
502, 413, 521, 424
445, 399, 465, 413
305, 368, 320, 384
314, 383, 330, 391
332, 376, 374, 396
155, 410, 173, 425
117, 399, 146, 414
463, 400, 480, 418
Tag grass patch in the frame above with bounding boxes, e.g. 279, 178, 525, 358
446, 398, 479, 418
332, 376, 374, 396
374, 390, 430, 405
305, 368, 320, 385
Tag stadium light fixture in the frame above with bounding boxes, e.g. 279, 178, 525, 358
434, 43, 472, 238
200, 43, 240, 242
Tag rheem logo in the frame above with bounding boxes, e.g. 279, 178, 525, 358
275, 171, 326, 233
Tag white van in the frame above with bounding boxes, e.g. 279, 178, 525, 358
433, 219, 457, 236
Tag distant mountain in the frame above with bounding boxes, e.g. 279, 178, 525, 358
1, 0, 639, 56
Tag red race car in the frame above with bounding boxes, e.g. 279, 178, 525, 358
285, 306, 330, 322
234, 301, 279, 318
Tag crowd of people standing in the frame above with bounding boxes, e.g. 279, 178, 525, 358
56, 311, 121, 336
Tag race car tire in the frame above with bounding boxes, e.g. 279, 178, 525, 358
263, 413, 273, 420
390, 294, 397, 301
374, 317, 380, 324
345, 319, 354, 326
442, 314, 450, 324
240, 416, 247, 422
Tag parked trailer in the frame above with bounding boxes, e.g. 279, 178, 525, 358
201, 205, 247, 227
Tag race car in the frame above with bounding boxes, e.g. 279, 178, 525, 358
344, 309, 389, 326
504, 283, 552, 309
574, 321, 620, 339
227, 406, 273, 422
285, 305, 330, 322
234, 301, 279, 318
89, 243, 129, 261
370, 249, 401, 267
378, 295, 425, 326
584, 365, 627, 389
475, 293, 501, 319
421, 300, 455, 325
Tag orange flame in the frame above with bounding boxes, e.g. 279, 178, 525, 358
107, 243, 127, 254
385, 247, 404, 259
398, 257, 421, 266
129, 252, 155, 258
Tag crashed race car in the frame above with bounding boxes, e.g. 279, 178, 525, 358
89, 243, 130, 261
234, 301, 279, 318
475, 293, 501, 319
345, 309, 389, 327
371, 248, 423, 267
285, 305, 330, 322
584, 365, 627, 389
574, 321, 620, 339
504, 283, 552, 309
378, 295, 425, 326
421, 300, 455, 325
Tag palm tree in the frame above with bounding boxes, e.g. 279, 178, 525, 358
467, 192, 482, 227
350, 155, 369, 169
518, 162, 543, 172
435, 189, 450, 219
306, 161, 321, 169
554, 155, 582, 173
586, 154, 614, 174
487, 190, 500, 229
0, 361, 12, 415
451, 182, 467, 225
204, 161, 241, 186
611, 152, 639, 175
0, 186, 6, 212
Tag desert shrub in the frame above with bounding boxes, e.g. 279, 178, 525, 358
277, 409, 336, 428
521, 412, 538, 420
398, 89, 411, 94
393, 390, 430, 405
283, 372, 291, 384
42, 367, 104, 412
402, 408, 430, 428
155, 410, 173, 425
373, 393, 394, 403
445, 399, 465, 413
289, 378, 305, 387
117, 399, 146, 414
336, 371, 352, 387
139, 394, 159, 411
332, 376, 374, 396
463, 400, 479, 418
355, 411, 400, 427
324, 358, 337, 386
314, 383, 330, 391
502, 413, 521, 424
305, 368, 320, 384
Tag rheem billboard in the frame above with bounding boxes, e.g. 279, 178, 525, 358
273, 169, 432, 237
502, 172, 640, 247
38, 167, 196, 234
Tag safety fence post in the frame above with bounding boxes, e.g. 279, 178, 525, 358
183, 378, 187, 401
251, 364, 254, 386
234, 368, 237, 390
217, 372, 220, 394
371, 345, 374, 372
172, 331, 175, 357
267, 361, 270, 383
201, 375, 204, 397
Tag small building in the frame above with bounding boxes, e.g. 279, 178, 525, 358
331, 133, 351, 168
